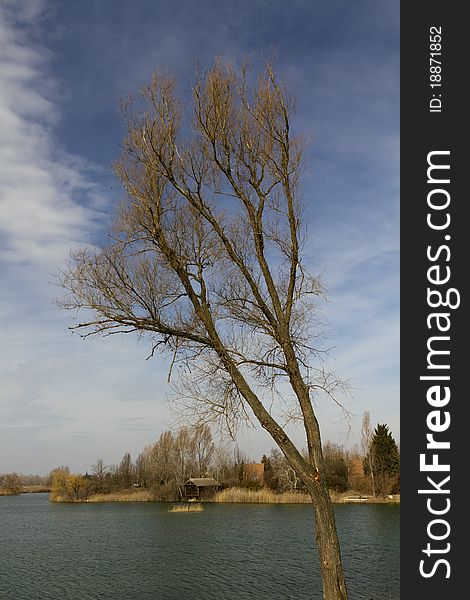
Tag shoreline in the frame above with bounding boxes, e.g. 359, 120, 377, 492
48, 488, 400, 505
0, 485, 51, 496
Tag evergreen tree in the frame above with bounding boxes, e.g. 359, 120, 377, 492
261, 454, 278, 490
365, 424, 400, 495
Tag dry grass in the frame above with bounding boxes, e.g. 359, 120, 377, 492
213, 488, 400, 505
214, 487, 311, 504
22, 485, 50, 494
50, 490, 156, 503
49, 494, 69, 502
168, 503, 204, 512
0, 489, 19, 496
85, 490, 155, 502
330, 491, 401, 504
48, 487, 400, 504
0, 486, 48, 496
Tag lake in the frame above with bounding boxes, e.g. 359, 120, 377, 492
0, 493, 399, 599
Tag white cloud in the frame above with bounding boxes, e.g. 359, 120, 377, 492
0, 3, 171, 473
0, 8, 102, 269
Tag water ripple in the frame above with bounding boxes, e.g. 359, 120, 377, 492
0, 494, 399, 599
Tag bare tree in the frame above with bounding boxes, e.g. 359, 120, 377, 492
191, 424, 214, 476
211, 444, 238, 485
269, 447, 304, 491
2, 473, 21, 495
151, 430, 177, 487
59, 59, 348, 599
135, 447, 153, 488
91, 457, 107, 493
173, 426, 195, 494
118, 452, 134, 489
322, 442, 349, 493
361, 411, 376, 497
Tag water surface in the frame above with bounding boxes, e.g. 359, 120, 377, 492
0, 493, 399, 599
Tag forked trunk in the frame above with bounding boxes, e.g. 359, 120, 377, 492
307, 482, 348, 600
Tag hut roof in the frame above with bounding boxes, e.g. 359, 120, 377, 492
185, 477, 219, 487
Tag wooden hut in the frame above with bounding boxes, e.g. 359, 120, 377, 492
183, 477, 219, 500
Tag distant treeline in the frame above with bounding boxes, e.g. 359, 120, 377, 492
47, 421, 399, 502
0, 473, 50, 496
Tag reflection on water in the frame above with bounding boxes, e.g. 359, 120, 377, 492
0, 493, 399, 599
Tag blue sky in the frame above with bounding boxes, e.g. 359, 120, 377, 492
0, 0, 399, 474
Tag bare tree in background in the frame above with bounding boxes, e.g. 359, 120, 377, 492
192, 424, 214, 476
361, 411, 376, 497
59, 59, 348, 599
117, 451, 134, 489
91, 458, 107, 493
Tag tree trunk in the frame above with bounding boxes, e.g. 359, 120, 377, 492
307, 482, 348, 600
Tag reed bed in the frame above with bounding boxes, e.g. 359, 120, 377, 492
86, 490, 155, 502
0, 486, 46, 496
22, 485, 51, 494
214, 487, 311, 504
168, 503, 204, 512
0, 489, 19, 496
